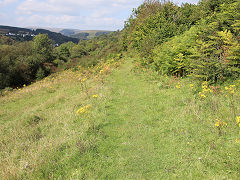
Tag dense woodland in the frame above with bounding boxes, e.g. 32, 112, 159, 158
122, 0, 240, 83
0, 0, 239, 90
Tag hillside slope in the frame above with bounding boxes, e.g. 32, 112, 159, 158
0, 57, 239, 179
0, 25, 79, 44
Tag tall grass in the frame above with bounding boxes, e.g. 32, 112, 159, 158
0, 57, 239, 179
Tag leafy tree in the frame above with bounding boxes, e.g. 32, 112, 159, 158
33, 34, 54, 63
0, 35, 14, 45
56, 42, 75, 62
70, 44, 87, 59
191, 29, 240, 82
123, 0, 201, 60
153, 26, 199, 76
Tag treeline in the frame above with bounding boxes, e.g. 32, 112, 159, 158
0, 31, 122, 89
122, 0, 240, 83
1, 0, 239, 89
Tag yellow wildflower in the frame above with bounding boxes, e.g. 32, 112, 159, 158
190, 84, 194, 89
225, 84, 236, 94
215, 120, 220, 127
76, 105, 92, 115
215, 119, 227, 128
199, 81, 212, 98
201, 94, 206, 98
176, 82, 181, 89
236, 116, 240, 127
81, 78, 87, 83
236, 138, 240, 143
92, 94, 99, 98
222, 122, 227, 126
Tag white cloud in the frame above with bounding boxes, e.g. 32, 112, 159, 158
0, 0, 17, 6
16, 0, 142, 15
16, 0, 72, 15
14, 0, 142, 30
1, 0, 201, 30
16, 13, 124, 30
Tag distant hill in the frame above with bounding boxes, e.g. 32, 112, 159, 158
69, 30, 112, 40
27, 27, 113, 40
0, 25, 79, 45
59, 29, 76, 36
34, 29, 79, 44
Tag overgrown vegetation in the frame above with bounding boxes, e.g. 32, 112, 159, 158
123, 0, 240, 83
2, 0, 239, 89
0, 31, 122, 90
0, 0, 240, 179
1, 57, 240, 179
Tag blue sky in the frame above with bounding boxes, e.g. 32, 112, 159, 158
0, 0, 199, 30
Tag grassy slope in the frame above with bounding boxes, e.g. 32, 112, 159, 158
0, 58, 240, 179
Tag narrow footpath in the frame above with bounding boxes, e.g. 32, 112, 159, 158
79, 59, 212, 179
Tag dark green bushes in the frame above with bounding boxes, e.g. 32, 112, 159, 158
123, 0, 240, 83
0, 34, 54, 89
0, 30, 122, 89
153, 1, 240, 83
153, 26, 199, 77
123, 0, 201, 60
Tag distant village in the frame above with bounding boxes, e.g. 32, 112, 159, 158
0, 25, 80, 45
0, 29, 36, 38
6, 33, 36, 37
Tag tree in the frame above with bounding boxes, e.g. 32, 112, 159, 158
70, 44, 87, 59
56, 42, 75, 62
33, 34, 54, 63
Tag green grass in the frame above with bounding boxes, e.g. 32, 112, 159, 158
0, 58, 240, 179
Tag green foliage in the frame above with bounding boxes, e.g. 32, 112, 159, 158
73, 31, 122, 68
153, 26, 199, 76
189, 1, 240, 82
0, 35, 14, 45
191, 29, 240, 82
123, 0, 201, 59
55, 42, 75, 62
0, 34, 55, 89
126, 0, 240, 83
33, 34, 54, 62
36, 67, 45, 80
1, 0, 239, 89
1, 59, 240, 179
0, 42, 33, 88
0, 29, 122, 90
70, 44, 87, 59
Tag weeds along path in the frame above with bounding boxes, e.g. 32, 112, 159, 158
1, 58, 239, 179
79, 58, 236, 179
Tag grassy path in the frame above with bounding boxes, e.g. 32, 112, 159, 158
76, 59, 239, 179
1, 58, 239, 179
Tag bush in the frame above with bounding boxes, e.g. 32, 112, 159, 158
36, 67, 45, 80
153, 26, 199, 76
